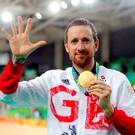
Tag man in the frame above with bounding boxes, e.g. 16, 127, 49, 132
0, 16, 135, 135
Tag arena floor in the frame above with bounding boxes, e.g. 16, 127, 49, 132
0, 121, 47, 135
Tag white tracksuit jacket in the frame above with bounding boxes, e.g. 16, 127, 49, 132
0, 65, 135, 135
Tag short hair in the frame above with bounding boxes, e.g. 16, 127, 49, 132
64, 18, 98, 43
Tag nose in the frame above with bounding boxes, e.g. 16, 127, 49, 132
77, 41, 85, 50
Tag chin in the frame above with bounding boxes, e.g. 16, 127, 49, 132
70, 55, 92, 67
74, 59, 90, 68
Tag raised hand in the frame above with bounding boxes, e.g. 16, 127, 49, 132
87, 80, 114, 117
0, 16, 46, 57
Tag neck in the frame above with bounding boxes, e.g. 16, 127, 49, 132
72, 59, 95, 74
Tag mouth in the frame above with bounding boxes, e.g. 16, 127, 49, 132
75, 50, 89, 55
76, 52, 88, 57
75, 54, 88, 60
76, 54, 86, 57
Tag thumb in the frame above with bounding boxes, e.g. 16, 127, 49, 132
33, 40, 47, 49
27, 40, 47, 56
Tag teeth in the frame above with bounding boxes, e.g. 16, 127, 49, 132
78, 71, 96, 88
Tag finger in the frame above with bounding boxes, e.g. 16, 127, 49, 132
29, 41, 47, 54
89, 84, 111, 91
90, 91, 110, 99
17, 16, 23, 34
90, 80, 106, 85
33, 41, 47, 49
27, 41, 46, 56
0, 27, 12, 40
24, 18, 32, 35
89, 88, 104, 94
89, 80, 111, 89
90, 91, 102, 98
90, 89, 111, 97
11, 22, 17, 36
89, 87, 111, 95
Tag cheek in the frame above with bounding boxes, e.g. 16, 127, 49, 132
68, 47, 75, 54
68, 51, 74, 58
85, 46, 96, 57
68, 49, 76, 60
90, 45, 97, 52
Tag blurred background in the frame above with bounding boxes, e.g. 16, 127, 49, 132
0, 0, 135, 134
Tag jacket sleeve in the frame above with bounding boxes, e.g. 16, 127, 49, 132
0, 59, 49, 107
0, 59, 24, 94
108, 108, 135, 135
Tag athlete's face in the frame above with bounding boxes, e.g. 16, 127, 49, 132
65, 25, 99, 68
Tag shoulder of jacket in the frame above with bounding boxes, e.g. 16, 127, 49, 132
99, 65, 126, 79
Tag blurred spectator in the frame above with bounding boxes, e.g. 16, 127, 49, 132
133, 85, 135, 91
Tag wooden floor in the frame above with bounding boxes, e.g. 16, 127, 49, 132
0, 121, 47, 135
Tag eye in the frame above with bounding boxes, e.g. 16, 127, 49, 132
71, 38, 78, 44
82, 37, 93, 43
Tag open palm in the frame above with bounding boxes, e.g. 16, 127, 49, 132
0, 16, 46, 57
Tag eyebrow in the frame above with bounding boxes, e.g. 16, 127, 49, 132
70, 36, 92, 41
70, 38, 78, 42
81, 37, 91, 41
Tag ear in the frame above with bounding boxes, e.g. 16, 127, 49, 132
64, 43, 69, 53
94, 39, 99, 52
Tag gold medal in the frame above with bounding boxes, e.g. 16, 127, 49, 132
78, 71, 96, 88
